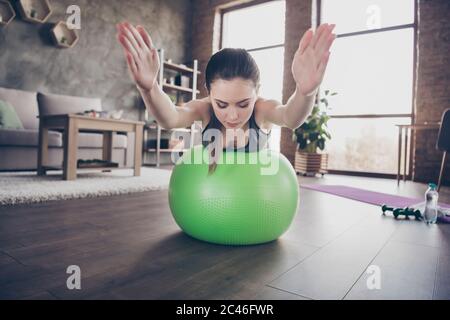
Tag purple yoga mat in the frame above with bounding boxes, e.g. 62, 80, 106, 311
300, 184, 450, 209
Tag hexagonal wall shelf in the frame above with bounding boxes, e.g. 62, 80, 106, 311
0, 0, 16, 27
18, 0, 52, 24
50, 21, 79, 49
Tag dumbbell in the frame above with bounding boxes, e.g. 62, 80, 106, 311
381, 204, 395, 214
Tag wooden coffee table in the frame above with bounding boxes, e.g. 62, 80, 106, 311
37, 114, 144, 180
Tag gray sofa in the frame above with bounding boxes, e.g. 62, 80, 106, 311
0, 87, 134, 171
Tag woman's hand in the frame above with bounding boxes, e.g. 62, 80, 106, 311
116, 22, 160, 92
291, 23, 336, 97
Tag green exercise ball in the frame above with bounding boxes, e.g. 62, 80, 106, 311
168, 145, 299, 245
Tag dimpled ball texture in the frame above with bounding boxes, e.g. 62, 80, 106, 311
168, 145, 299, 245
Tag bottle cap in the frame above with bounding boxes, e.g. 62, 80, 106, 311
428, 183, 437, 190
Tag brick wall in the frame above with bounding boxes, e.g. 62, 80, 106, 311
413, 0, 450, 185
280, 0, 314, 165
191, 0, 313, 164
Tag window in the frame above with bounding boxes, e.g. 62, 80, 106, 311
321, 0, 414, 34
320, 0, 416, 175
222, 0, 286, 152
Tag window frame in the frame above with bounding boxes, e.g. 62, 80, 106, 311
220, 0, 285, 51
220, 0, 286, 152
318, 0, 419, 178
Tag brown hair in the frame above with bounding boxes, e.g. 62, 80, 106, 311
204, 48, 260, 174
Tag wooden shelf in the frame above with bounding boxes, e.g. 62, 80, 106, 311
162, 83, 200, 95
146, 148, 187, 153
163, 61, 201, 75
145, 124, 191, 132
50, 21, 79, 48
0, 0, 16, 26
144, 49, 199, 167
171, 128, 191, 132
17, 0, 52, 24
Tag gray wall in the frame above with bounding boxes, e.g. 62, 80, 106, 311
0, 0, 192, 120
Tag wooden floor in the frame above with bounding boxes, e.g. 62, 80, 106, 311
0, 170, 449, 300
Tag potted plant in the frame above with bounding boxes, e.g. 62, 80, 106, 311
292, 90, 337, 176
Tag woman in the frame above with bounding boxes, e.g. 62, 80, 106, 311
116, 22, 336, 171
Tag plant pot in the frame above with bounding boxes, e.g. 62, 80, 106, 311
294, 151, 328, 176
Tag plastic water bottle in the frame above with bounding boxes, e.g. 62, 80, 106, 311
423, 183, 439, 224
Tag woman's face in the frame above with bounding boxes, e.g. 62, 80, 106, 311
209, 77, 258, 130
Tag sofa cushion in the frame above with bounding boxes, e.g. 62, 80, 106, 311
0, 87, 39, 130
77, 133, 127, 149
37, 92, 102, 116
0, 129, 62, 147
0, 130, 127, 149
0, 100, 24, 130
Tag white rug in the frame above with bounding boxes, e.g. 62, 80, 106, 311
0, 167, 172, 205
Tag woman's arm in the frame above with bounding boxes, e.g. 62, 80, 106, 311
138, 85, 180, 129
261, 23, 336, 129
140, 84, 207, 129
258, 90, 316, 130
117, 22, 203, 129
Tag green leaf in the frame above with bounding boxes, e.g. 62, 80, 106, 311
309, 132, 319, 141
317, 139, 325, 150
299, 139, 307, 150
293, 89, 337, 148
